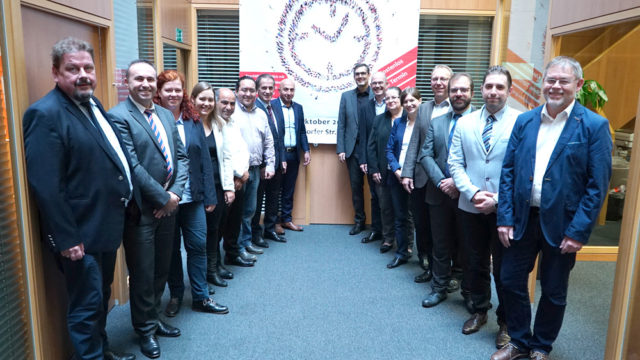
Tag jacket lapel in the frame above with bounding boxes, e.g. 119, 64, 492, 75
349, 90, 358, 125
126, 98, 163, 154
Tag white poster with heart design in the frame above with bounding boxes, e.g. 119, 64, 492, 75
240, 0, 420, 144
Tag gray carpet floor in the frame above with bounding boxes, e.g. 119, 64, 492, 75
106, 224, 614, 359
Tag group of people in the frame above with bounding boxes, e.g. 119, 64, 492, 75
24, 35, 612, 360
336, 59, 611, 360
24, 37, 310, 360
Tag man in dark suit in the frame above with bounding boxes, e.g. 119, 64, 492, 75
401, 65, 452, 283
418, 73, 475, 309
492, 57, 612, 360
252, 74, 287, 246
23, 37, 135, 360
337, 63, 375, 235
110, 59, 189, 359
273, 78, 310, 231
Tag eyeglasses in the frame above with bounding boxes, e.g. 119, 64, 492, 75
431, 77, 450, 83
384, 96, 399, 101
354, 71, 369, 77
544, 78, 575, 86
450, 87, 470, 94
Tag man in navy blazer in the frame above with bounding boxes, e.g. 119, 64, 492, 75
493, 57, 612, 360
272, 78, 310, 231
23, 38, 136, 360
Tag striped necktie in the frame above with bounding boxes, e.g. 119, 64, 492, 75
482, 114, 496, 152
144, 109, 173, 183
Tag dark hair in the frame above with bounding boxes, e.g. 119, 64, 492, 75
386, 86, 401, 97
51, 37, 94, 69
352, 63, 370, 74
256, 74, 275, 88
235, 75, 256, 91
483, 65, 512, 88
125, 59, 156, 79
400, 87, 421, 104
154, 70, 199, 122
448, 73, 475, 95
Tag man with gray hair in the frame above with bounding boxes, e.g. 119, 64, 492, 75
492, 56, 612, 360
23, 37, 136, 360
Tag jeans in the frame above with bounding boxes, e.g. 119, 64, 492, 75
239, 166, 261, 248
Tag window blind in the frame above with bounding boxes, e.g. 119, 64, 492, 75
162, 43, 177, 71
196, 10, 240, 88
136, 5, 154, 62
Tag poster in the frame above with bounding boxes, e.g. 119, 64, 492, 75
240, 0, 420, 143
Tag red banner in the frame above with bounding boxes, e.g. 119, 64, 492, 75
377, 46, 418, 89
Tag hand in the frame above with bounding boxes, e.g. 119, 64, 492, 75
303, 151, 311, 166
233, 177, 243, 191
154, 191, 180, 218
472, 190, 497, 214
282, 161, 287, 174
402, 177, 414, 193
241, 171, 249, 183
394, 169, 402, 182
497, 226, 514, 248
338, 152, 346, 163
360, 163, 368, 174
61, 243, 85, 261
559, 236, 583, 254
372, 172, 381, 184
439, 178, 459, 199
224, 191, 235, 205
264, 170, 275, 180
205, 205, 216, 213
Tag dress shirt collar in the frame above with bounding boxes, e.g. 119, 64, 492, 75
541, 100, 575, 123
434, 98, 450, 108
357, 86, 370, 96
480, 104, 508, 123
129, 96, 156, 115
237, 100, 257, 113
256, 97, 271, 110
281, 99, 293, 109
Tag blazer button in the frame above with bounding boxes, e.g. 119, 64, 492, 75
118, 175, 124, 181
485, 177, 490, 181
529, 176, 533, 181
485, 160, 490, 164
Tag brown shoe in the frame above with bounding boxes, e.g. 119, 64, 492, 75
529, 350, 549, 360
282, 221, 303, 231
462, 312, 487, 334
496, 322, 511, 349
490, 343, 528, 360
275, 223, 285, 235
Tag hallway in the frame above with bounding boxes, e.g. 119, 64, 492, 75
106, 225, 612, 359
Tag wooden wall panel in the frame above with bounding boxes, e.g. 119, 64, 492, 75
50, 0, 112, 19
550, 0, 640, 29
161, 0, 191, 45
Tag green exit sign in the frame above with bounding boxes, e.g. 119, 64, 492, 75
176, 28, 183, 42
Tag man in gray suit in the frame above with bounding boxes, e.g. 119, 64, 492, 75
419, 73, 475, 309
337, 63, 375, 235
110, 59, 189, 359
448, 66, 521, 349
401, 65, 452, 282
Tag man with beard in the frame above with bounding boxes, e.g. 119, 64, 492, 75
448, 66, 521, 349
492, 57, 611, 360
418, 72, 475, 309
23, 37, 136, 360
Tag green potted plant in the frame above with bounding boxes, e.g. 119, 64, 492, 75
576, 79, 608, 111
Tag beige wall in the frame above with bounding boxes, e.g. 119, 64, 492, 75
160, 0, 191, 45
549, 0, 640, 29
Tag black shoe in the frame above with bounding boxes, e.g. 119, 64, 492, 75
155, 320, 180, 337
252, 237, 269, 248
245, 243, 264, 254
192, 298, 229, 314
349, 223, 365, 235
380, 242, 393, 253
139, 335, 160, 359
104, 349, 136, 360
361, 231, 382, 243
387, 257, 408, 269
264, 231, 287, 242
447, 278, 461, 293
207, 272, 228, 287
239, 249, 257, 261
164, 297, 182, 317
414, 270, 433, 283
422, 291, 447, 308
225, 255, 255, 267
218, 266, 234, 279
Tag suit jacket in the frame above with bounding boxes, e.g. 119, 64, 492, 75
401, 100, 438, 187
23, 86, 136, 253
271, 97, 310, 159
180, 117, 216, 206
448, 105, 521, 213
418, 106, 476, 205
497, 103, 612, 246
336, 87, 375, 159
256, 98, 285, 170
367, 111, 396, 184
109, 97, 189, 219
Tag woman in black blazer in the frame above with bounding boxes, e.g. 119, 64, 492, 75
156, 70, 228, 316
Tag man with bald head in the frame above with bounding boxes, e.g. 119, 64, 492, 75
271, 78, 310, 231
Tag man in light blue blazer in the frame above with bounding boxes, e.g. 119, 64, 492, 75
492, 57, 612, 360
448, 66, 521, 348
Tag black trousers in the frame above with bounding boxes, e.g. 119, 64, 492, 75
252, 168, 283, 236
429, 195, 463, 293
59, 251, 117, 360
410, 185, 432, 269
280, 150, 300, 223
458, 210, 505, 322
346, 154, 365, 225
123, 213, 176, 336
206, 185, 226, 277
220, 186, 244, 257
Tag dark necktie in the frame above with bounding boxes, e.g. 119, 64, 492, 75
267, 104, 276, 130
482, 114, 496, 152
80, 101, 100, 129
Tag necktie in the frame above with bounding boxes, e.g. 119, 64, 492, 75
482, 114, 496, 152
80, 101, 100, 129
144, 109, 173, 183
445, 113, 462, 178
267, 104, 276, 130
